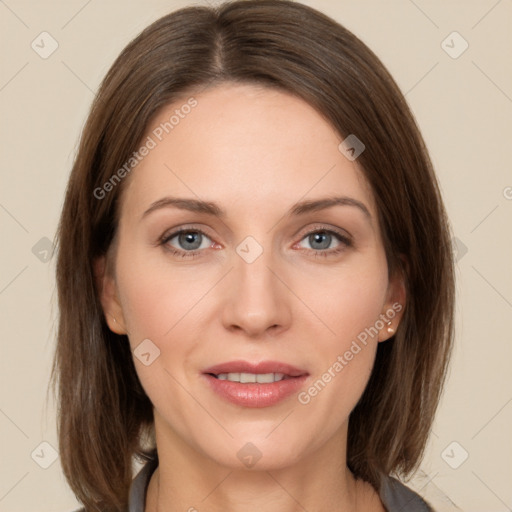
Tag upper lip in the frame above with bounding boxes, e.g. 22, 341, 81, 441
203, 360, 308, 377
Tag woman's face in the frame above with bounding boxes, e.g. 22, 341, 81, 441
98, 83, 405, 470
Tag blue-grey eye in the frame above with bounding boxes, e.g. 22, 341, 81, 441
308, 232, 332, 250
165, 230, 212, 251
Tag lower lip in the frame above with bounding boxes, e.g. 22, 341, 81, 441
202, 374, 308, 408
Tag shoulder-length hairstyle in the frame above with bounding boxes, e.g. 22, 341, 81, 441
50, 0, 455, 510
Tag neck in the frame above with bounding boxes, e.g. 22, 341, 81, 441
145, 418, 384, 512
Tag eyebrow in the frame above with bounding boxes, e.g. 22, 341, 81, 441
141, 195, 372, 222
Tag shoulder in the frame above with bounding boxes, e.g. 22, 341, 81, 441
67, 451, 158, 512
379, 475, 434, 512
380, 476, 434, 511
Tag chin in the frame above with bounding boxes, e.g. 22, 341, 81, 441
193, 429, 311, 471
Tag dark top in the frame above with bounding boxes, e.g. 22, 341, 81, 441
73, 453, 433, 512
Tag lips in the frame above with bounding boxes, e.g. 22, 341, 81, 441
203, 360, 308, 378
201, 360, 310, 407
202, 360, 309, 408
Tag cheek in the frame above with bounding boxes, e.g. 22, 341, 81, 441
293, 257, 388, 413
301, 259, 388, 348
114, 248, 207, 414
115, 246, 210, 345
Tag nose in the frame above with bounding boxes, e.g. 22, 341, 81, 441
221, 245, 292, 338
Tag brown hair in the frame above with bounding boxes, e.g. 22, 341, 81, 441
50, 0, 455, 510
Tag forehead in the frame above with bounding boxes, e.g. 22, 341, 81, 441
119, 83, 376, 222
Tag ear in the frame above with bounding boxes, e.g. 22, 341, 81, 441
93, 254, 127, 335
378, 260, 407, 342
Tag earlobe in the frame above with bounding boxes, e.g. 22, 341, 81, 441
93, 255, 127, 335
378, 264, 407, 342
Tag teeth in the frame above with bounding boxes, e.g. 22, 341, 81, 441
216, 372, 287, 383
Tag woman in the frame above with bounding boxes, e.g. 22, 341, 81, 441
51, 1, 455, 511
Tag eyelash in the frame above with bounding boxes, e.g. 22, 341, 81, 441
158, 225, 353, 260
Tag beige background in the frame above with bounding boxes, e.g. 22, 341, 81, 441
1, 0, 511, 511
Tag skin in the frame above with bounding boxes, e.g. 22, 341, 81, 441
96, 83, 405, 512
